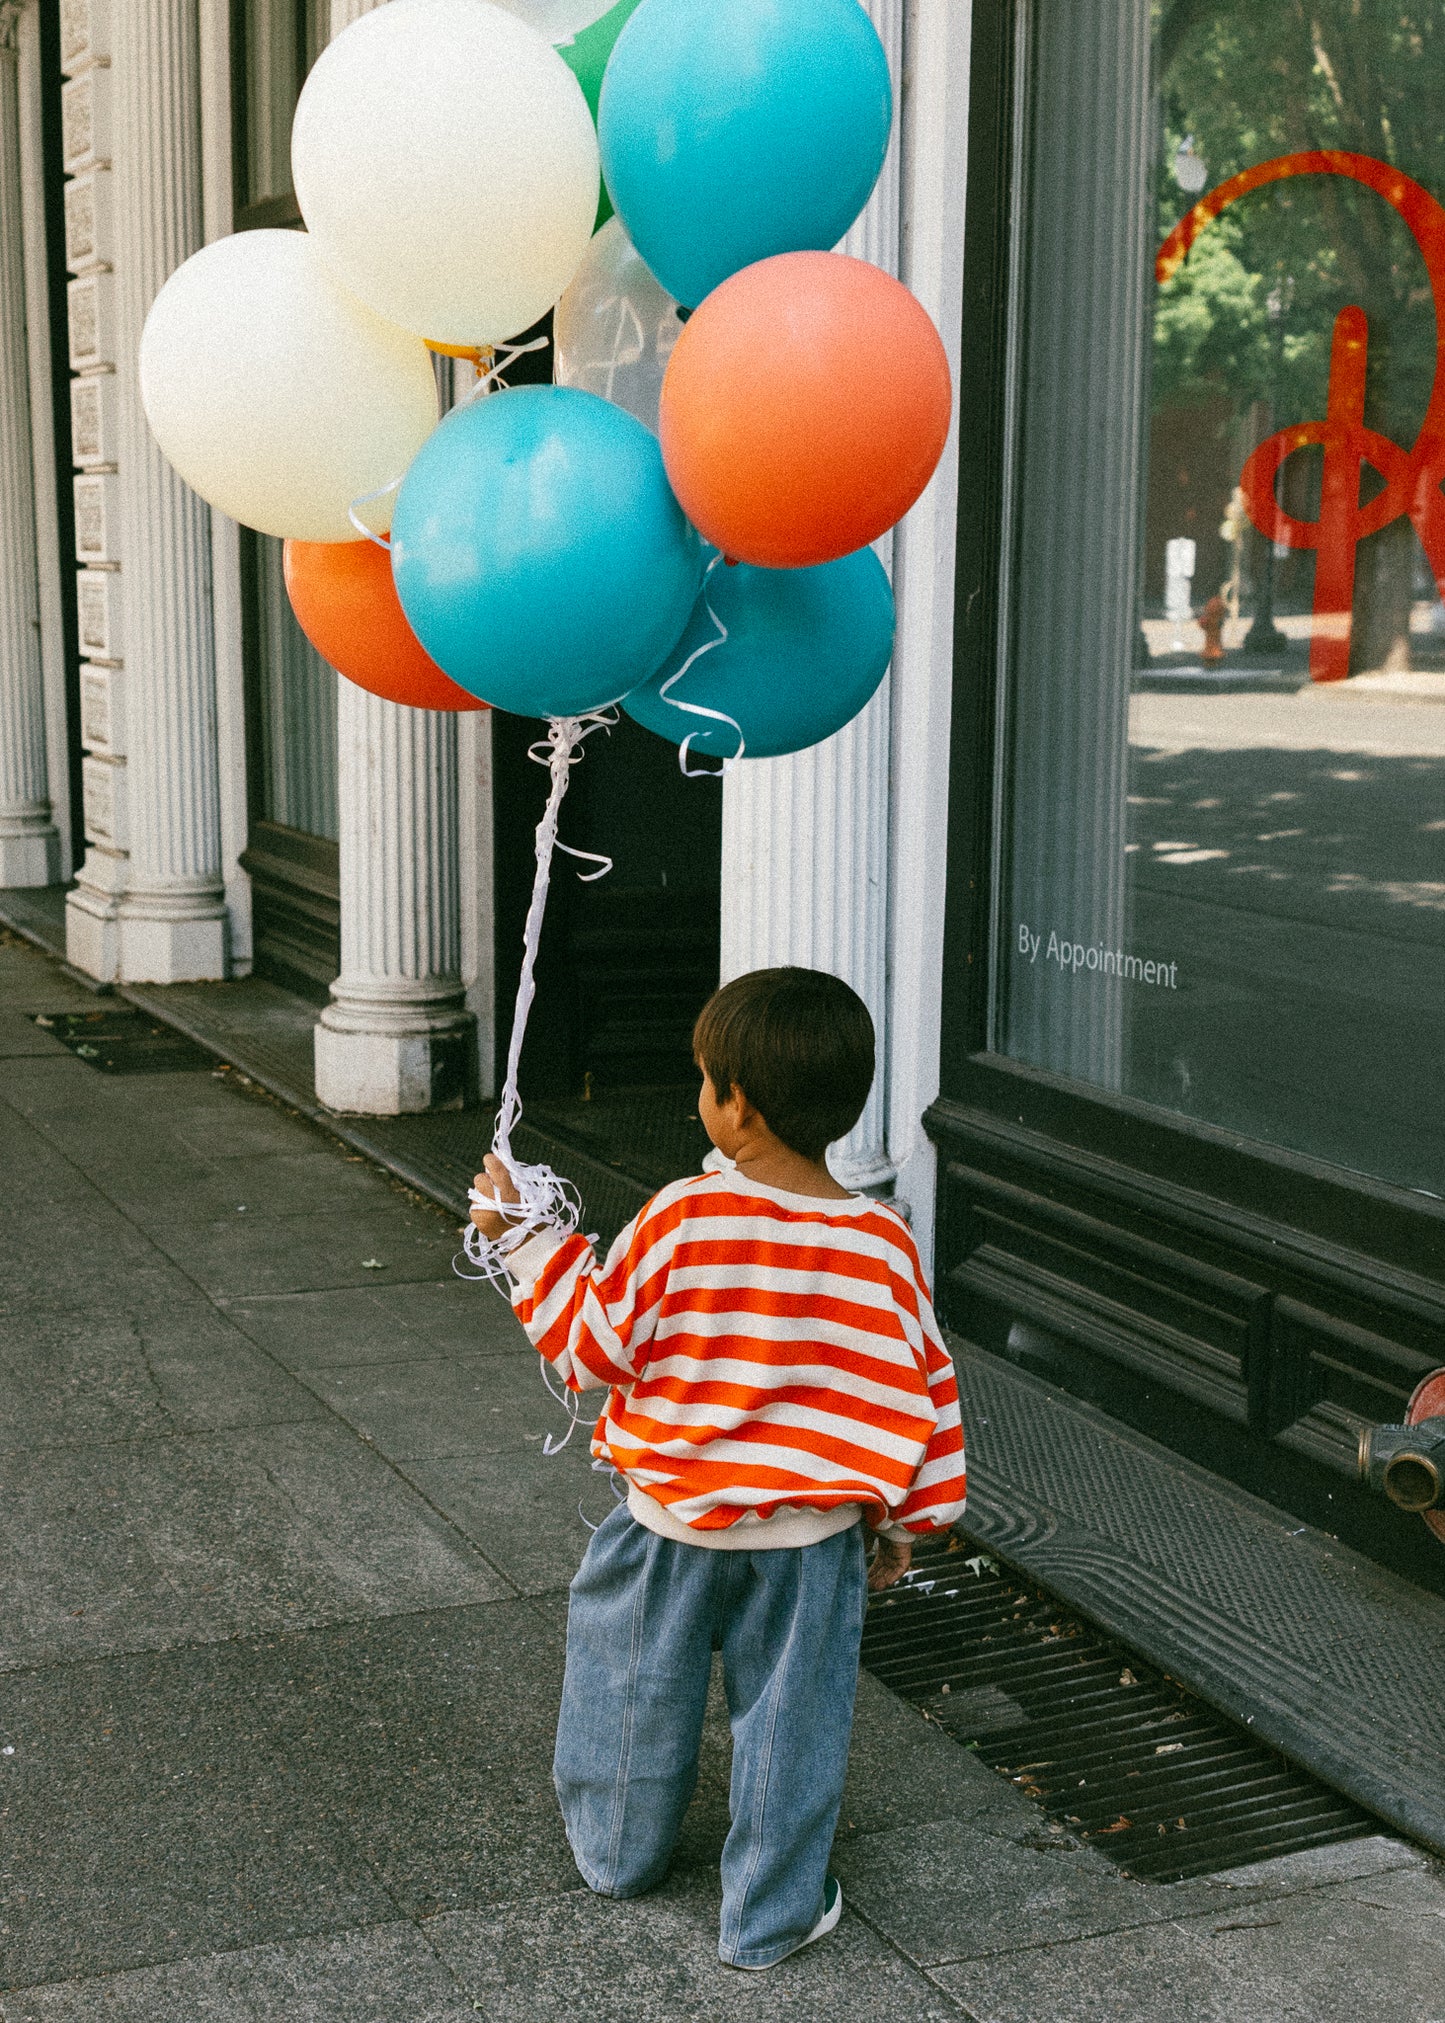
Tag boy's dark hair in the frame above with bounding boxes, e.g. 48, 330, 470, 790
693, 967, 875, 1161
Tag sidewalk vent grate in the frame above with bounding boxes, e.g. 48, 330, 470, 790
34, 1009, 217, 1076
862, 1534, 1376, 1882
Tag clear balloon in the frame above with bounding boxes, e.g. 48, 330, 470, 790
138, 229, 438, 544
495, 0, 618, 41
553, 218, 682, 435
292, 0, 599, 347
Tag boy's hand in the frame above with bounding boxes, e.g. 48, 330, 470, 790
868, 1534, 912, 1592
469, 1154, 522, 1244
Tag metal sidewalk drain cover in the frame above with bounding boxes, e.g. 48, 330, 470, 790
862, 1535, 1376, 1881
34, 1009, 216, 1076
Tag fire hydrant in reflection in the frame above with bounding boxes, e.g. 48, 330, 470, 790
1199, 593, 1228, 663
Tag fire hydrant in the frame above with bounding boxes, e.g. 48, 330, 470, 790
1199, 593, 1228, 663
1359, 1369, 1445, 1541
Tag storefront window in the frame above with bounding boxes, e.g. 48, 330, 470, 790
233, 0, 327, 226
994, 0, 1445, 1196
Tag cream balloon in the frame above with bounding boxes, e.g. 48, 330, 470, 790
139, 230, 439, 543
292, 0, 599, 347
495, 0, 616, 40
552, 217, 683, 436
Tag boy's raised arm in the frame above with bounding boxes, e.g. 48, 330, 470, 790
500, 1194, 681, 1393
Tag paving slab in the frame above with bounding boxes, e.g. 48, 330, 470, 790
0, 1923, 476, 2023
937, 1861, 1445, 2023
0, 1421, 504, 1671
0, 1293, 325, 1451
223, 1275, 519, 1370
296, 1346, 589, 1462
93, 1146, 394, 1231
140, 1203, 464, 1300
831, 1814, 1220, 1967
426, 1870, 967, 2023
0, 1599, 573, 1989
930, 1912, 1310, 2023
402, 1442, 620, 1597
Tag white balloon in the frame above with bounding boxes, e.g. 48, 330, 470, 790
292, 0, 599, 346
494, 0, 617, 42
139, 230, 439, 543
553, 218, 683, 436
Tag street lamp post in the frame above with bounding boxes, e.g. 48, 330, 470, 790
1244, 275, 1294, 658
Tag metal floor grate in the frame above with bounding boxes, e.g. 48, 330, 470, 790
862, 1535, 1376, 1882
34, 1008, 216, 1076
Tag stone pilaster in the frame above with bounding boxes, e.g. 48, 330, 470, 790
718, 0, 902, 1190
313, 0, 471, 1114
102, 0, 227, 980
0, 2, 60, 887
62, 0, 125, 974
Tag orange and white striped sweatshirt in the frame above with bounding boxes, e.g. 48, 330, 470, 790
505, 1167, 965, 1550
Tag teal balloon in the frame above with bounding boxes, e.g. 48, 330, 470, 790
598, 0, 891, 309
624, 547, 894, 760
390, 386, 701, 720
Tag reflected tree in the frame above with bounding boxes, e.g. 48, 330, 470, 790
1153, 1, 1445, 669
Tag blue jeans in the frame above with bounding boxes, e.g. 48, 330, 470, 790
554, 1502, 868, 1967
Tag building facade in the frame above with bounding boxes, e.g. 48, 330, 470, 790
3, 0, 1444, 1614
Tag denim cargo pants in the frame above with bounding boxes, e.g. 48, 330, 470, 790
553, 1501, 869, 1967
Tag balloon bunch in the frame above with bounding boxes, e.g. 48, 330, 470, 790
138, 0, 952, 1254
139, 0, 950, 756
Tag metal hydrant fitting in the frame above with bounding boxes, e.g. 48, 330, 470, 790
1358, 1369, 1445, 1536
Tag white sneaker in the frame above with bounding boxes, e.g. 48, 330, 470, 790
730, 1876, 843, 1971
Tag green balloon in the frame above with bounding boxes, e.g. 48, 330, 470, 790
560, 0, 643, 230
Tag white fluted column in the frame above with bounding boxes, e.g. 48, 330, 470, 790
314, 0, 471, 1113
0, 3, 59, 888
66, 0, 228, 979
719, 0, 902, 1190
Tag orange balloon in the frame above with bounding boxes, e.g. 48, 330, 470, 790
659, 252, 952, 570
283, 537, 487, 712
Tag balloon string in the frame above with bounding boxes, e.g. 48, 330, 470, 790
657, 554, 746, 776
456, 711, 616, 1292
346, 334, 553, 548
347, 474, 401, 550
461, 332, 552, 406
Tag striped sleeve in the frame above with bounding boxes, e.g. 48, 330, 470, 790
874, 1245, 966, 1540
507, 1187, 686, 1392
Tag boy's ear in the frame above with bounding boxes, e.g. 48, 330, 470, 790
729, 1083, 759, 1128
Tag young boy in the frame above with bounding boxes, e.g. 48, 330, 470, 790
470, 966, 965, 1971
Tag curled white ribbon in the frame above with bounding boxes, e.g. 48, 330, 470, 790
456, 711, 617, 1294
656, 554, 746, 776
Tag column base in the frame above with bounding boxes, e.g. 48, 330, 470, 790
831, 1146, 898, 1195
116, 892, 229, 983
66, 874, 123, 982
314, 1009, 476, 1116
0, 823, 60, 888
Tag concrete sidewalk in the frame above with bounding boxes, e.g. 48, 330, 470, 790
2, 928, 1443, 2023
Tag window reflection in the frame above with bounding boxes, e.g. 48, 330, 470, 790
996, 0, 1445, 1194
